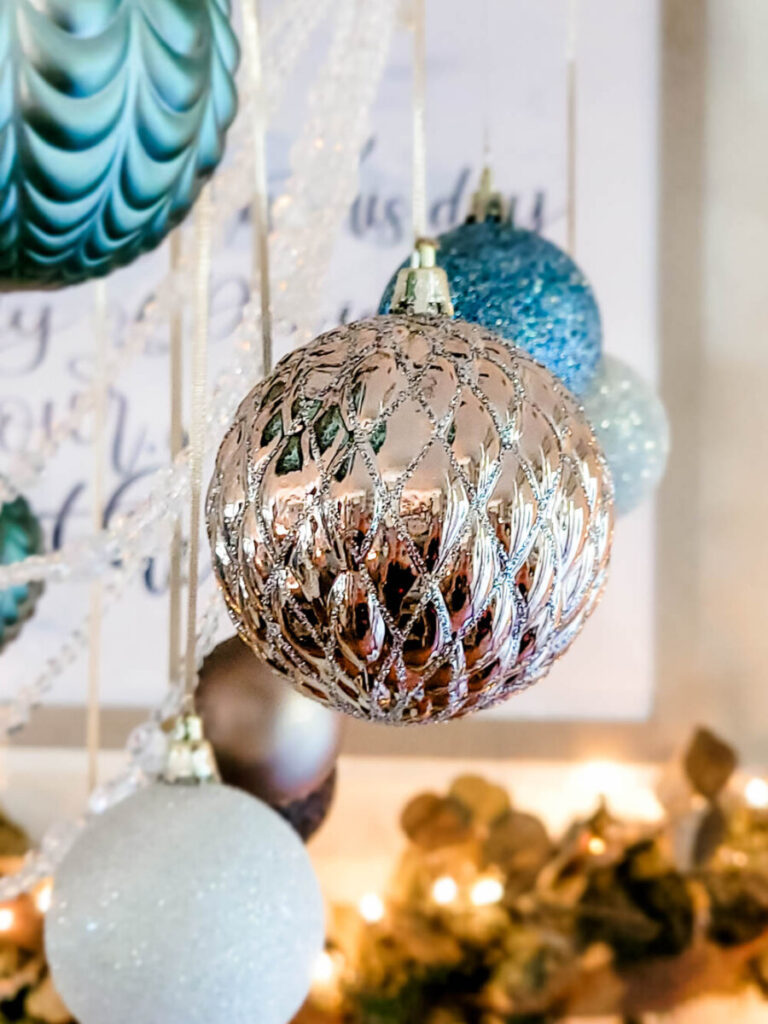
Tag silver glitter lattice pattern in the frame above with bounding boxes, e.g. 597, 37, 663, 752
207, 315, 614, 724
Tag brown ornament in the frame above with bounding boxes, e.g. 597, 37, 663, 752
276, 769, 338, 842
196, 637, 342, 816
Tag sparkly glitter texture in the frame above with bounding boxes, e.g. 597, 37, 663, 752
582, 354, 670, 516
46, 784, 324, 1024
379, 222, 602, 395
0, 496, 43, 652
207, 314, 614, 724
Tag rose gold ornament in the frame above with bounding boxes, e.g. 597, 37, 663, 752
207, 310, 613, 724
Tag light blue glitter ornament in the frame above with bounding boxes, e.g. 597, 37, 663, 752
583, 354, 669, 516
0, 494, 43, 652
0, 0, 239, 288
379, 175, 602, 395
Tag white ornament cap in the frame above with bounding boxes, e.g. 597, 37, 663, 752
390, 237, 454, 316
163, 713, 221, 785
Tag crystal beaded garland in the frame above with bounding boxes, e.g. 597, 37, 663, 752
0, 494, 43, 652
582, 354, 670, 516
0, 0, 239, 287
207, 314, 614, 724
379, 221, 602, 395
46, 783, 324, 1024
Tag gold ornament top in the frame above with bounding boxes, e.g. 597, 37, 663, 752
389, 238, 454, 317
163, 713, 221, 785
207, 314, 613, 724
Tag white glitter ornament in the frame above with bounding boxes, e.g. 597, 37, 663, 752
46, 780, 324, 1024
583, 355, 669, 516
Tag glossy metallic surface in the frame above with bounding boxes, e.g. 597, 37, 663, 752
207, 315, 614, 724
0, 0, 238, 287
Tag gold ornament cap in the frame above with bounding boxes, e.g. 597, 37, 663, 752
163, 712, 221, 785
467, 166, 509, 224
389, 238, 454, 316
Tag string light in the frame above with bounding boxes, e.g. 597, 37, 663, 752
587, 836, 607, 856
312, 951, 337, 986
358, 892, 385, 923
35, 882, 53, 914
470, 876, 503, 907
431, 876, 458, 905
745, 778, 768, 809
0, 908, 15, 932
311, 948, 345, 1011
573, 759, 620, 797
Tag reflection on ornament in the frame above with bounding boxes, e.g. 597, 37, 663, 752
380, 221, 602, 395
46, 783, 324, 1024
0, 0, 239, 288
582, 355, 669, 516
207, 314, 613, 724
0, 495, 43, 653
196, 636, 341, 811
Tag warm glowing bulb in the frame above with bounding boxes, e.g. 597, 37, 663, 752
35, 882, 53, 914
588, 836, 607, 856
312, 951, 336, 986
470, 877, 503, 907
746, 778, 768, 809
431, 876, 458, 905
0, 908, 14, 932
358, 892, 385, 923
574, 760, 620, 795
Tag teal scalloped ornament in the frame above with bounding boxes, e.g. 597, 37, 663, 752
0, 0, 239, 288
0, 495, 43, 653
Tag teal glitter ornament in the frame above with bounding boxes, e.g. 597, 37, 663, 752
583, 355, 669, 516
0, 494, 43, 652
379, 172, 602, 395
0, 0, 239, 288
